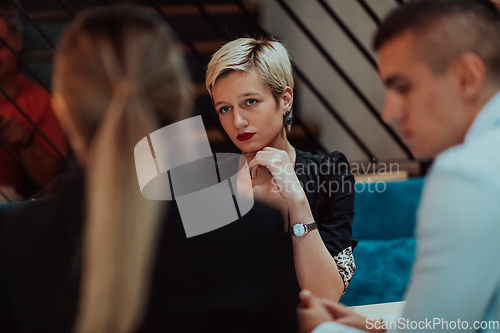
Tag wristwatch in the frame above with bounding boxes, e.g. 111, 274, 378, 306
290, 221, 318, 237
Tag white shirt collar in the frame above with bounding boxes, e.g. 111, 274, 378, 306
465, 90, 500, 142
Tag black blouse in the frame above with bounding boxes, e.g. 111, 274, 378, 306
293, 149, 357, 291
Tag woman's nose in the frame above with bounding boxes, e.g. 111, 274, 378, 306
233, 109, 248, 129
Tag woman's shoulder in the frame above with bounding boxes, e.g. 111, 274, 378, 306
295, 149, 351, 178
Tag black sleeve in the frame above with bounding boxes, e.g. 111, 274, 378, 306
317, 151, 357, 256
317, 152, 357, 292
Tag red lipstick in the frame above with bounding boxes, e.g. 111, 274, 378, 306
237, 132, 255, 141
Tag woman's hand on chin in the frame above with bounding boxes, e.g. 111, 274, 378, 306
247, 147, 305, 202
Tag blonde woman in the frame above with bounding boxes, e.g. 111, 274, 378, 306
0, 8, 297, 333
206, 38, 357, 301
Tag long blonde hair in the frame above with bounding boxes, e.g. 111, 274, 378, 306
52, 7, 191, 333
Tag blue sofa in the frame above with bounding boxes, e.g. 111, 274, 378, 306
340, 177, 424, 306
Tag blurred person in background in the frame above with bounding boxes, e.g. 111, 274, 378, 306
0, 0, 67, 201
297, 0, 500, 332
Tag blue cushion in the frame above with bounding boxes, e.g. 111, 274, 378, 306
340, 238, 416, 306
0, 203, 8, 213
353, 178, 424, 240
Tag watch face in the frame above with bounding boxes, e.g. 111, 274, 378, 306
293, 224, 306, 237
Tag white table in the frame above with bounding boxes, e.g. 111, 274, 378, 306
350, 301, 406, 319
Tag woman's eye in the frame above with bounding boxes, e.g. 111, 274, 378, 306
246, 99, 257, 106
219, 106, 231, 114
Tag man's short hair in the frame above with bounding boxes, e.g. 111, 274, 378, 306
0, 0, 21, 35
205, 37, 294, 129
373, 0, 500, 85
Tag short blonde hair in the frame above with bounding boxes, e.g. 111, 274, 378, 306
206, 37, 294, 129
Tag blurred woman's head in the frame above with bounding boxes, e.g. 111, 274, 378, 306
52, 7, 191, 333
206, 38, 294, 153
53, 6, 191, 165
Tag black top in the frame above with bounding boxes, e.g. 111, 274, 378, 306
294, 149, 357, 257
216, 148, 357, 294
0, 172, 298, 333
291, 149, 357, 291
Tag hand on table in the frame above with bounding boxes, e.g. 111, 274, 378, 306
298, 290, 337, 333
297, 290, 386, 333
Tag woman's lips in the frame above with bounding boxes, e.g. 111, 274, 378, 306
237, 133, 255, 141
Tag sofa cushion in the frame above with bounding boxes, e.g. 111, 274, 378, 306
353, 178, 424, 240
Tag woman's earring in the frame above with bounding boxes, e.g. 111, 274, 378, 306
284, 110, 293, 126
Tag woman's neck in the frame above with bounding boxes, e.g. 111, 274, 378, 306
273, 130, 295, 159
279, 140, 296, 167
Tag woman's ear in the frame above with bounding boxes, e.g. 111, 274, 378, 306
453, 52, 486, 102
281, 86, 294, 111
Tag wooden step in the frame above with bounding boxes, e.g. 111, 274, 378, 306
24, 48, 53, 62
27, 3, 259, 22
193, 83, 209, 97
354, 171, 409, 183
24, 39, 226, 63
181, 40, 225, 55
352, 160, 421, 181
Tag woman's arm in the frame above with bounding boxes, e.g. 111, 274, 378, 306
248, 148, 355, 301
288, 191, 345, 301
312, 152, 357, 296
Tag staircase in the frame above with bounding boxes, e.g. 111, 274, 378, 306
18, 0, 320, 155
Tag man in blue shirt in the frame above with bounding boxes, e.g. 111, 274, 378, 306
299, 1, 500, 332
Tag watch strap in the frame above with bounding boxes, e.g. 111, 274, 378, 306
306, 221, 318, 233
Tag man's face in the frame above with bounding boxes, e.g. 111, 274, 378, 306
378, 32, 470, 160
0, 18, 21, 84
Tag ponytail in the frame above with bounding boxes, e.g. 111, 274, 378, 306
73, 85, 164, 333
53, 8, 191, 332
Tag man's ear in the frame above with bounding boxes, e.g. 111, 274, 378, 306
453, 52, 486, 102
281, 86, 293, 111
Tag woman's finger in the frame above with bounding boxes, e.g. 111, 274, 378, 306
262, 147, 289, 159
248, 160, 259, 179
298, 290, 314, 308
320, 300, 352, 319
254, 150, 275, 159
248, 157, 269, 179
247, 153, 292, 180
262, 146, 280, 153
